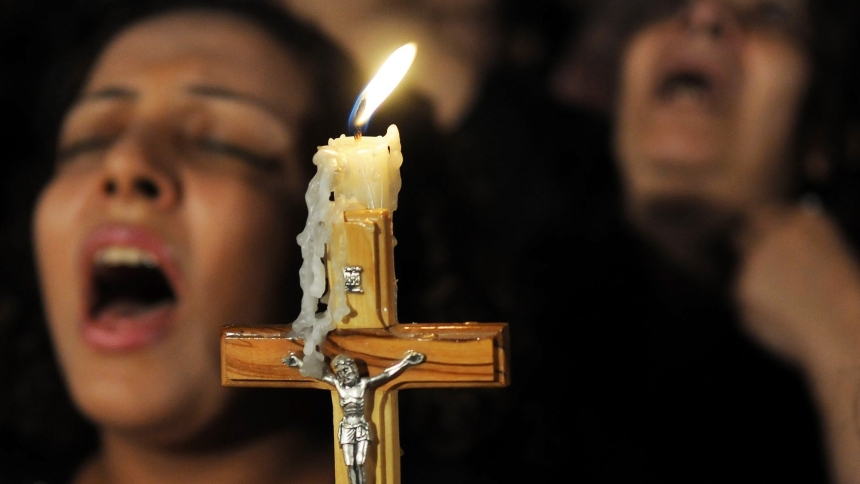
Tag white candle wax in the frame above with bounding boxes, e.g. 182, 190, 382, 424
328, 125, 402, 210
292, 124, 402, 377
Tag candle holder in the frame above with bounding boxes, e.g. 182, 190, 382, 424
327, 209, 397, 329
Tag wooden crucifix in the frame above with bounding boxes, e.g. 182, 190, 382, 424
221, 208, 510, 484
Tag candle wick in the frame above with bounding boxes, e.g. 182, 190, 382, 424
351, 97, 366, 140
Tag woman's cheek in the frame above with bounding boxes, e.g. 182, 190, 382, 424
184, 175, 293, 327
34, 178, 86, 331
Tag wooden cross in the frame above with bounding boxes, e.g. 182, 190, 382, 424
221, 209, 510, 484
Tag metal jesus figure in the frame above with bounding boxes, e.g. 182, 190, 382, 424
285, 351, 426, 484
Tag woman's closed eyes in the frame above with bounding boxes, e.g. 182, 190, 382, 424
194, 137, 280, 169
57, 83, 294, 172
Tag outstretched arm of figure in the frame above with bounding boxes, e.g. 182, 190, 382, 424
366, 351, 425, 387
284, 353, 337, 384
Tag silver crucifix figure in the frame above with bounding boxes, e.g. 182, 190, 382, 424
284, 350, 425, 484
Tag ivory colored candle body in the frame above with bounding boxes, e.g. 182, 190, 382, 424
292, 125, 402, 376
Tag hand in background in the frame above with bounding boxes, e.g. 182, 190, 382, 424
734, 203, 860, 483
734, 204, 860, 374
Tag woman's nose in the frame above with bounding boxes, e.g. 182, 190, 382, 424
99, 131, 180, 210
683, 0, 741, 39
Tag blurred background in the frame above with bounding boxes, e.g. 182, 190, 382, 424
4, 0, 860, 482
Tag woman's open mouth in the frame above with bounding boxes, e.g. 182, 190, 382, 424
652, 50, 735, 115
658, 70, 713, 105
81, 226, 182, 351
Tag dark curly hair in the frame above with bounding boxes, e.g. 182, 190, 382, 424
0, 0, 361, 479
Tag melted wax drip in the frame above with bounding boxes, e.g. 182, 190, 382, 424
292, 148, 359, 378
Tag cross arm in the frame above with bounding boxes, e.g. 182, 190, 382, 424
221, 322, 510, 390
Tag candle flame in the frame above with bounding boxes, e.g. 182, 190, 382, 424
350, 43, 416, 130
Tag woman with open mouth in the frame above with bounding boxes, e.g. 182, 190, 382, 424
13, 0, 364, 482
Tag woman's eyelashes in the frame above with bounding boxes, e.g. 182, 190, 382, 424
57, 136, 115, 164
195, 137, 280, 170
56, 134, 279, 170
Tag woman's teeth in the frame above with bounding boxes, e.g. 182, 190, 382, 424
94, 246, 159, 268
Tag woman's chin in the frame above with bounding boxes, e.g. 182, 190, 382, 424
73, 381, 232, 444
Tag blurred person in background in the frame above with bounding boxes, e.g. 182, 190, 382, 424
516, 0, 860, 481
0, 0, 361, 482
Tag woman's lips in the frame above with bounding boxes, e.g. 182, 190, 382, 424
80, 224, 183, 351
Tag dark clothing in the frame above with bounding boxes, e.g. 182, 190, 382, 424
520, 224, 831, 482
0, 430, 82, 484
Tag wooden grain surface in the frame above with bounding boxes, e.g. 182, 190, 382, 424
221, 322, 509, 390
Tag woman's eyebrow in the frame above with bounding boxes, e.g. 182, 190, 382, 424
63, 86, 136, 116
79, 86, 137, 103
187, 85, 286, 121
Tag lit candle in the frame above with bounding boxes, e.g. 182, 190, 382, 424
292, 43, 416, 377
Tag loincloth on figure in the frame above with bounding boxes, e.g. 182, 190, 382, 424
338, 419, 371, 444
